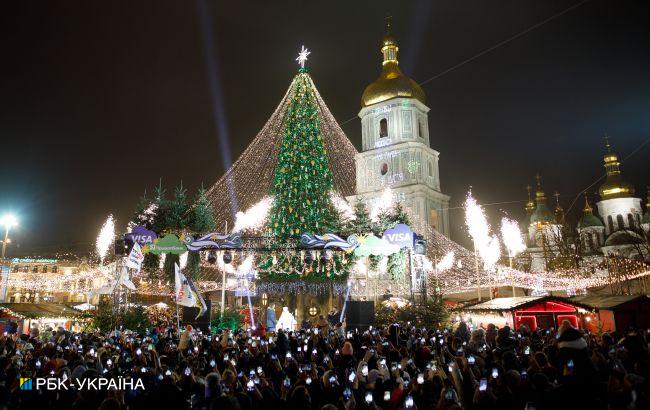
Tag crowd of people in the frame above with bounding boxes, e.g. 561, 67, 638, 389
0, 313, 648, 409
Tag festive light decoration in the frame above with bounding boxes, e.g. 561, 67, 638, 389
483, 236, 501, 270
296, 45, 311, 68
232, 196, 273, 233
501, 217, 526, 258
464, 194, 490, 251
96, 215, 115, 263
179, 252, 188, 269
205, 64, 356, 231
370, 188, 394, 221
266, 69, 339, 239
330, 192, 356, 221
436, 251, 455, 272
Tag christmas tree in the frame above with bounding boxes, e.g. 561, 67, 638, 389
257, 66, 351, 282
348, 199, 373, 235
187, 186, 216, 279
266, 68, 339, 239
163, 183, 189, 278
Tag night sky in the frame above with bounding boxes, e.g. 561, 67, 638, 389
1, 0, 649, 257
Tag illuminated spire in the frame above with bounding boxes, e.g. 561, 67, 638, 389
535, 173, 546, 204
361, 18, 426, 107
578, 192, 604, 229
530, 174, 554, 225
382, 15, 398, 64
583, 192, 593, 215
598, 137, 635, 200
525, 185, 535, 215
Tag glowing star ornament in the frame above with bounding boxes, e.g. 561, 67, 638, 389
500, 217, 526, 258
296, 45, 311, 69
96, 215, 115, 263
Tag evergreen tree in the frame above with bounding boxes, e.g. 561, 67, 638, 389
131, 190, 151, 229
266, 69, 339, 240
162, 182, 189, 279
187, 186, 216, 280
144, 181, 168, 272
166, 182, 189, 231
258, 68, 349, 282
348, 199, 372, 235
374, 203, 411, 232
151, 182, 169, 235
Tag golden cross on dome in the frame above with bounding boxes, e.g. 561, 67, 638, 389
296, 45, 310, 69
604, 134, 611, 152
385, 14, 393, 33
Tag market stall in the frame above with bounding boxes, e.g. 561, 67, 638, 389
0, 303, 85, 334
461, 296, 592, 331
572, 295, 650, 332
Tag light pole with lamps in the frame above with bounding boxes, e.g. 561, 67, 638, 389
0, 214, 18, 303
1, 214, 18, 259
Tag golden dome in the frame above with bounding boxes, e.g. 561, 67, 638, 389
598, 140, 635, 200
525, 185, 535, 215
361, 24, 426, 108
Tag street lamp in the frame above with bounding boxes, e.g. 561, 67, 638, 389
1, 214, 18, 259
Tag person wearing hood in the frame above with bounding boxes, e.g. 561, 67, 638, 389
555, 320, 598, 408
494, 326, 517, 358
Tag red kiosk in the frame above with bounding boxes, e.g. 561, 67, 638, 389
463, 296, 593, 331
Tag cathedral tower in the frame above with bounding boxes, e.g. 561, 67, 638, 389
596, 139, 643, 236
351, 21, 450, 235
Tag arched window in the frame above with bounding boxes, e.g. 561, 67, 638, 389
627, 214, 636, 229
616, 214, 625, 230
418, 120, 424, 139
428, 160, 433, 177
380, 163, 388, 175
379, 118, 388, 138
607, 216, 614, 233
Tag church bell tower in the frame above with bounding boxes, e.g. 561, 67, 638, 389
351, 20, 450, 235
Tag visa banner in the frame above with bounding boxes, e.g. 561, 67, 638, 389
382, 223, 414, 249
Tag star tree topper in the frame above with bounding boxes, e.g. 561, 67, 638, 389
296, 45, 311, 69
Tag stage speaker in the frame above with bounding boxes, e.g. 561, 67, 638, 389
182, 300, 212, 332
346, 301, 374, 331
